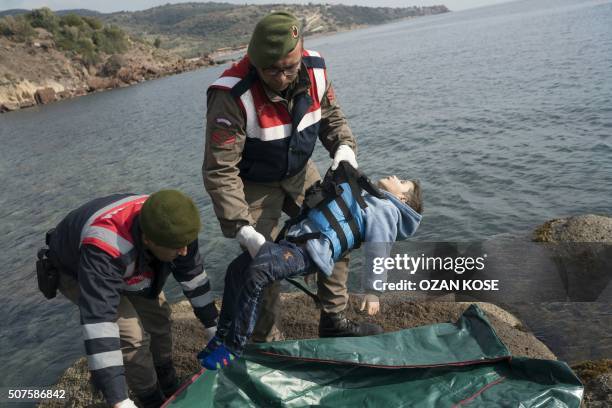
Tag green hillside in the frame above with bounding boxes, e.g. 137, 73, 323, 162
96, 2, 450, 57
1, 3, 450, 58
0, 8, 128, 65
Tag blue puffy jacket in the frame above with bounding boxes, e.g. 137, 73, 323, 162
286, 190, 422, 292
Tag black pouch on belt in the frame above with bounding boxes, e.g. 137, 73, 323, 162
36, 229, 59, 299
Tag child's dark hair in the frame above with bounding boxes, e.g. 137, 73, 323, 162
402, 180, 423, 214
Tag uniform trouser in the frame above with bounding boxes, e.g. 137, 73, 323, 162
58, 271, 173, 396
244, 160, 350, 342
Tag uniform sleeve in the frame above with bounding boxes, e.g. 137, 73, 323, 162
172, 240, 219, 327
77, 245, 127, 406
203, 88, 253, 238
318, 81, 357, 156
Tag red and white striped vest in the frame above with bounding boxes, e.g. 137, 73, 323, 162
80, 195, 153, 291
208, 50, 328, 181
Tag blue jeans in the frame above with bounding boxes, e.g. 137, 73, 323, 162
217, 241, 314, 354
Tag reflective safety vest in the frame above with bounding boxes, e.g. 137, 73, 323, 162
209, 50, 327, 182
80, 194, 153, 292
288, 162, 386, 261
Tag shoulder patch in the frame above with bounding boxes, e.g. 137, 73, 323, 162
215, 117, 232, 127
211, 128, 236, 147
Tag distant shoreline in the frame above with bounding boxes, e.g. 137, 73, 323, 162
0, 13, 442, 114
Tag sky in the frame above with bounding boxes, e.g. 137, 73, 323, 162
0, 0, 515, 13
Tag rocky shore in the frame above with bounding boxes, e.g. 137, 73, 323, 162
38, 214, 611, 407
0, 3, 451, 114
531, 214, 612, 407
0, 31, 214, 113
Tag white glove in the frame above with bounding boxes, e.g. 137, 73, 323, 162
331, 144, 358, 170
114, 399, 137, 408
360, 294, 380, 316
203, 326, 217, 341
236, 225, 266, 258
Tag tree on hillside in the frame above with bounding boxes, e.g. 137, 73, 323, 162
93, 25, 128, 54
82, 16, 102, 30
26, 7, 59, 32
60, 13, 85, 28
0, 8, 131, 67
0, 15, 36, 41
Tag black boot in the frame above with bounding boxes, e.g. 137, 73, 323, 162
136, 386, 166, 408
318, 311, 383, 337
155, 361, 180, 398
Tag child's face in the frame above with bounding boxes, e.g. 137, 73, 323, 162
377, 176, 415, 201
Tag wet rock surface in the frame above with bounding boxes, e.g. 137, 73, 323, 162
531, 214, 612, 407
534, 214, 612, 243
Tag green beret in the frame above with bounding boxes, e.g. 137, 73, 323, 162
248, 12, 301, 69
140, 190, 201, 248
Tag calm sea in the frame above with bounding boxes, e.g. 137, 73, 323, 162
0, 0, 610, 395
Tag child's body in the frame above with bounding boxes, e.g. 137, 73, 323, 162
200, 171, 423, 370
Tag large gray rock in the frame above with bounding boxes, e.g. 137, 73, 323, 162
532, 215, 612, 302
534, 214, 612, 243
531, 215, 612, 407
